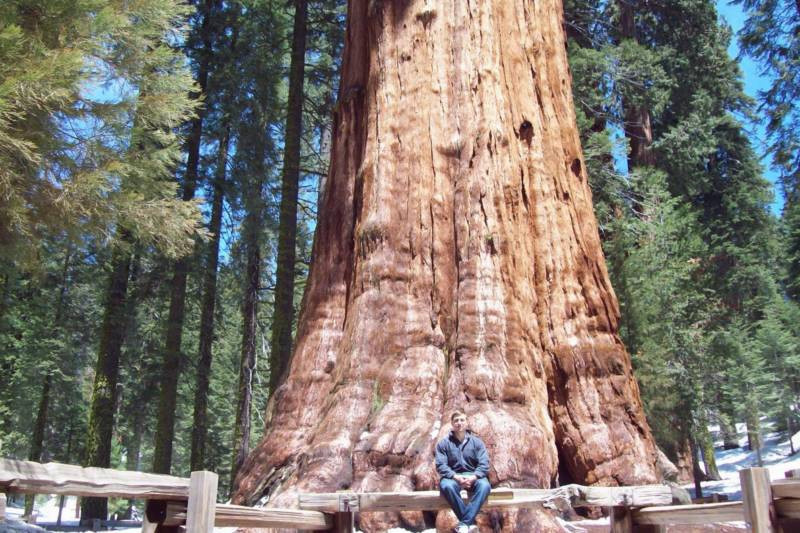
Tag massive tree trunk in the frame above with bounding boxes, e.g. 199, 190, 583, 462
232, 0, 659, 530
269, 0, 308, 396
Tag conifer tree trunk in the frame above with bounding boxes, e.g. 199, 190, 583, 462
269, 0, 308, 396
124, 411, 144, 472
152, 0, 214, 475
617, 0, 655, 169
674, 435, 695, 483
229, 13, 269, 483
694, 410, 721, 480
691, 437, 705, 498
718, 410, 740, 449
191, 127, 230, 471
81, 239, 132, 522
746, 407, 763, 466
24, 373, 51, 518
25, 247, 71, 516
230, 197, 262, 488
233, 1, 659, 529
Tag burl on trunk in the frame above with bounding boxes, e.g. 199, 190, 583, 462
232, 0, 659, 530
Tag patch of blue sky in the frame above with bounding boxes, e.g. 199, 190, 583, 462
716, 0, 784, 215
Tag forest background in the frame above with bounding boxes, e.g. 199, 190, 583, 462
0, 0, 798, 517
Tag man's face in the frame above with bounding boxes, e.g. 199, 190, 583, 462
452, 414, 467, 433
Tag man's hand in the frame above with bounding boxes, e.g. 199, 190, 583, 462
454, 474, 477, 489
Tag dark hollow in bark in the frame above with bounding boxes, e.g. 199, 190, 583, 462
233, 1, 660, 530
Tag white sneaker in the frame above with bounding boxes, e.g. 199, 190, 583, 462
468, 526, 479, 533
454, 525, 469, 533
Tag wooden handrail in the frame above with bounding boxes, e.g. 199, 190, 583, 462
0, 458, 189, 500
3, 458, 800, 533
163, 502, 332, 530
773, 478, 800, 499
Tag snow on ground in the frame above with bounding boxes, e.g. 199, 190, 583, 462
688, 422, 800, 500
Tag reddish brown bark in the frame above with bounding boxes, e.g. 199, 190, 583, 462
618, 0, 656, 170
233, 0, 659, 530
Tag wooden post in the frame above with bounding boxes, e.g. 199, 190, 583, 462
740, 467, 776, 533
611, 506, 633, 533
331, 512, 354, 533
141, 506, 158, 533
185, 471, 217, 533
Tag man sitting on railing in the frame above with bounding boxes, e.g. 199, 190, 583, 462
435, 409, 492, 533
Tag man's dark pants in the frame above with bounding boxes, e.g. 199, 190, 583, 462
439, 476, 491, 526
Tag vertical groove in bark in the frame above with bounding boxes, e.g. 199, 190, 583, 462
82, 238, 132, 521
269, 0, 308, 397
152, 0, 214, 475
233, 1, 659, 529
191, 127, 230, 471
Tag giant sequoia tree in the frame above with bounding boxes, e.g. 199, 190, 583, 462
232, 0, 659, 529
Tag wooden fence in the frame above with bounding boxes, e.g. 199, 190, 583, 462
1, 458, 799, 532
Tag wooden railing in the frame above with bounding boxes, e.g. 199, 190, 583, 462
2, 457, 799, 532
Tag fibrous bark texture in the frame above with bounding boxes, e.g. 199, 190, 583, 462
233, 0, 659, 530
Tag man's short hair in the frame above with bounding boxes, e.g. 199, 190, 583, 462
450, 409, 466, 422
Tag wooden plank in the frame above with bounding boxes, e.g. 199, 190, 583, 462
775, 498, 800, 520
298, 485, 671, 513
772, 479, 800, 499
185, 471, 217, 533
633, 526, 666, 533
0, 458, 190, 499
300, 488, 512, 513
632, 501, 744, 525
165, 503, 332, 530
554, 484, 673, 507
740, 467, 776, 533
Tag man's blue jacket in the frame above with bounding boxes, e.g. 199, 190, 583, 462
434, 430, 490, 479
